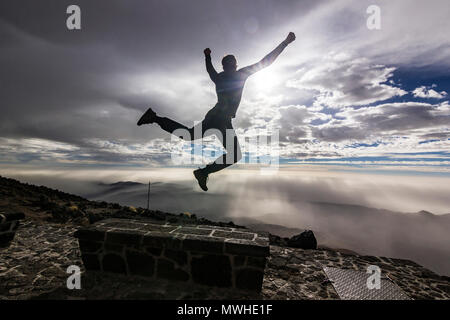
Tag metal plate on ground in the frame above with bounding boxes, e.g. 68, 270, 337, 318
323, 266, 411, 300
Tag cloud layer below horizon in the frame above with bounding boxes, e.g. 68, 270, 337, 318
2, 167, 449, 275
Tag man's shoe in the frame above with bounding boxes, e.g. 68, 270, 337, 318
193, 169, 208, 191
137, 107, 157, 126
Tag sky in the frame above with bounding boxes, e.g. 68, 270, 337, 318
1, 0, 449, 172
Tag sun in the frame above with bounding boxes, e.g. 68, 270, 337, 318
251, 68, 281, 92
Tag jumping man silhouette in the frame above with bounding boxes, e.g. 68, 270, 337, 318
138, 32, 296, 191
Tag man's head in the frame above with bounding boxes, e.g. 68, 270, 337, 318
222, 54, 237, 72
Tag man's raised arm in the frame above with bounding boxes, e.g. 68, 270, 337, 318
204, 48, 218, 83
239, 32, 296, 76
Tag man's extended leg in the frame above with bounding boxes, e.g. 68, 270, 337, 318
137, 107, 203, 140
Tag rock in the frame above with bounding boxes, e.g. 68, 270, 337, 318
287, 230, 317, 249
269, 234, 289, 246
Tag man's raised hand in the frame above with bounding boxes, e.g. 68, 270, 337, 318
204, 48, 211, 56
284, 32, 296, 44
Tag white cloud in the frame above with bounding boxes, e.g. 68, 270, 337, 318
287, 54, 407, 108
263, 101, 450, 161
412, 86, 448, 99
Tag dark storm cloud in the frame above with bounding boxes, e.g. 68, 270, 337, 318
0, 0, 325, 164
1, 0, 305, 165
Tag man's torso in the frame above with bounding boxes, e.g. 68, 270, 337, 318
212, 70, 248, 119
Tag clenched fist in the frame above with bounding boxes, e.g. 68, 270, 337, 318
284, 32, 296, 44
204, 48, 211, 56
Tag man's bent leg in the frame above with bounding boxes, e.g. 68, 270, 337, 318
193, 121, 240, 191
203, 124, 242, 174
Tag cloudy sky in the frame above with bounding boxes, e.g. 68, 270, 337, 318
1, 0, 449, 172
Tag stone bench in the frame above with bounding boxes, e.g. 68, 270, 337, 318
74, 218, 270, 291
0, 212, 25, 248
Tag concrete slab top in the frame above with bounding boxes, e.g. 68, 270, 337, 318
75, 218, 270, 257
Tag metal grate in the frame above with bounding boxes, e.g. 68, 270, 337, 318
323, 266, 411, 300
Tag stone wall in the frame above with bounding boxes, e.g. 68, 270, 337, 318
75, 218, 270, 291
0, 212, 24, 248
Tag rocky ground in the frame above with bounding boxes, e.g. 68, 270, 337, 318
1, 220, 449, 300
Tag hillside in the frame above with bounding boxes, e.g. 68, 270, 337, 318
0, 176, 241, 228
